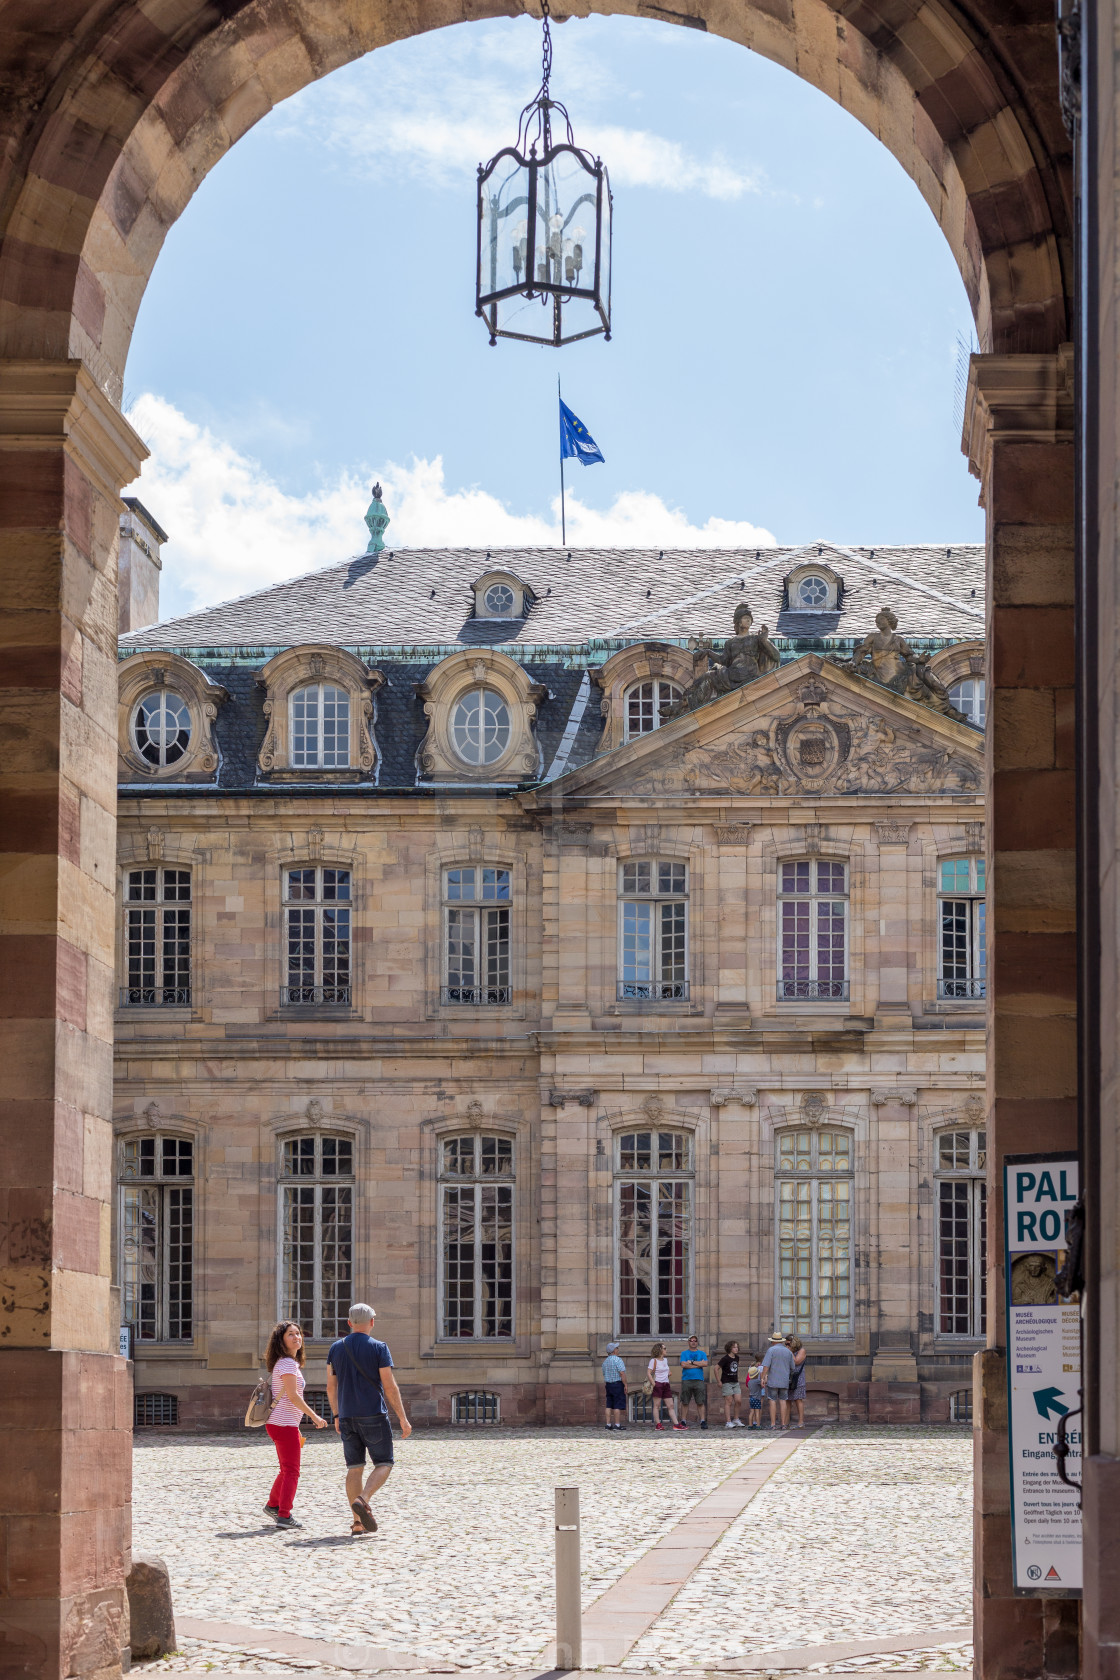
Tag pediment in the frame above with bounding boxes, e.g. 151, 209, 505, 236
554, 655, 983, 799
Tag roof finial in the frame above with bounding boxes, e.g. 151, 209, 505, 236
364, 484, 390, 555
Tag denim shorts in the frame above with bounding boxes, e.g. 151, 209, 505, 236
766, 1386, 789, 1402
339, 1413, 395, 1468
604, 1381, 626, 1409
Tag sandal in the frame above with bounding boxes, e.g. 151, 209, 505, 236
350, 1518, 367, 1536
351, 1497, 378, 1533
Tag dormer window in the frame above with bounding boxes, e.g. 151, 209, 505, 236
796, 575, 829, 609
472, 570, 532, 620
785, 563, 840, 613
484, 584, 515, 616
132, 691, 191, 767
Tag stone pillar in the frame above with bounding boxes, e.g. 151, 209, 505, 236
868, 1088, 920, 1420
0, 360, 146, 1680
962, 350, 1079, 1680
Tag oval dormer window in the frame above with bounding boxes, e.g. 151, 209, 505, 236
796, 574, 830, 609
132, 692, 191, 768
452, 688, 511, 765
484, 583, 516, 616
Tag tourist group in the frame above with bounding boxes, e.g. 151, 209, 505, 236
600, 1333, 808, 1431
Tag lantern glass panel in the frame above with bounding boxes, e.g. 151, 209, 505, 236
478, 144, 611, 347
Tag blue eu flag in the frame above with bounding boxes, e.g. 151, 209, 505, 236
559, 399, 605, 465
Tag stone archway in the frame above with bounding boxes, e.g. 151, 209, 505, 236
0, 3, 1076, 1679
0, 0, 1071, 396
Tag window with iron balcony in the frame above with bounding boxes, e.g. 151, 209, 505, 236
122, 867, 191, 1007
283, 867, 351, 1006
442, 867, 512, 1005
778, 860, 848, 1001
618, 861, 689, 1001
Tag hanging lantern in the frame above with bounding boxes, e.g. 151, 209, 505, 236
476, 0, 612, 348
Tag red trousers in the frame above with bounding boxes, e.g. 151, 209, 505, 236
266, 1424, 301, 1517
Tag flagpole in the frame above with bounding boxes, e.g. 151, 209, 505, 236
558, 374, 567, 547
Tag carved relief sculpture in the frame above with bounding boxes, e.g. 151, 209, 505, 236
662, 604, 780, 720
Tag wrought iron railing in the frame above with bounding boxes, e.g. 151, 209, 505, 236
616, 981, 690, 1001
441, 986, 513, 1005
777, 979, 849, 1001
120, 987, 191, 1007
937, 978, 986, 999
280, 984, 351, 1006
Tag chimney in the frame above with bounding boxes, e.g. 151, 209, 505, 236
118, 497, 166, 634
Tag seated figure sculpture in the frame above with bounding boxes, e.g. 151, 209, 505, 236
662, 603, 780, 720
845, 608, 968, 722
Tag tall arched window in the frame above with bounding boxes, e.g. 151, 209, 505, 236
936, 1127, 987, 1337
279, 1133, 354, 1339
290, 684, 350, 768
778, 860, 848, 1000
776, 1128, 852, 1337
938, 857, 986, 999
439, 1134, 514, 1339
615, 1129, 692, 1336
119, 1134, 194, 1342
624, 680, 682, 741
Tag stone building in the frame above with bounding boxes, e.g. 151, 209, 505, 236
113, 533, 989, 1428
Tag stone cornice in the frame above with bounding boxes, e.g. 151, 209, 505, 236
0, 357, 147, 497
962, 346, 1074, 493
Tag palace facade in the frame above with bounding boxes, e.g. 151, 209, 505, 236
113, 523, 988, 1427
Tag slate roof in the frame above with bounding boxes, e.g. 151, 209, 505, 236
120, 541, 985, 653
117, 541, 984, 795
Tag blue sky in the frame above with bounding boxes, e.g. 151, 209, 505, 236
123, 14, 982, 619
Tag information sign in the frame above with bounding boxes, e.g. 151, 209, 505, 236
1004, 1152, 1081, 1596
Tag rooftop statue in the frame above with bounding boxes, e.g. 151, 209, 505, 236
364, 483, 390, 555
841, 608, 968, 722
662, 603, 780, 721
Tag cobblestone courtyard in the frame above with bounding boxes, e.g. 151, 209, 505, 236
134, 1426, 972, 1676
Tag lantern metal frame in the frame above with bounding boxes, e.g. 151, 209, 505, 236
476, 2, 612, 348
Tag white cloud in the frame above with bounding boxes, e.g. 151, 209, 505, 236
279, 23, 762, 200
124, 393, 776, 618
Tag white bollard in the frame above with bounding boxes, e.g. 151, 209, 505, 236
554, 1485, 582, 1670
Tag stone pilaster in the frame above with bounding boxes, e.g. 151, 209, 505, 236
963, 349, 1079, 1680
0, 360, 145, 1680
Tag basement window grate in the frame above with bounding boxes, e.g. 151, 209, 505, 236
452, 1390, 500, 1424
949, 1389, 973, 1422
135, 1392, 179, 1427
304, 1389, 333, 1423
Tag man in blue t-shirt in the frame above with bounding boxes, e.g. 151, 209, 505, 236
678, 1336, 709, 1428
326, 1302, 411, 1535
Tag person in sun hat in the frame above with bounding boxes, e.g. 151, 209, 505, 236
602, 1341, 628, 1431
761, 1329, 796, 1429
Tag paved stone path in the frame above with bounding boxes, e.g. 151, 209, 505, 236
133, 1424, 971, 1675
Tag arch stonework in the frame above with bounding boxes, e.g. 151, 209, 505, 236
0, 0, 1071, 388
0, 4, 1079, 1680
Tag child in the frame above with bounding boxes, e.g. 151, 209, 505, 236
602, 1341, 627, 1430
714, 1340, 743, 1428
746, 1354, 764, 1426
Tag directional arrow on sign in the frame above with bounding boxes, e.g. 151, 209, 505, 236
1033, 1386, 1069, 1421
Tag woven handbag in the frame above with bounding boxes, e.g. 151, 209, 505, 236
244, 1375, 277, 1428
